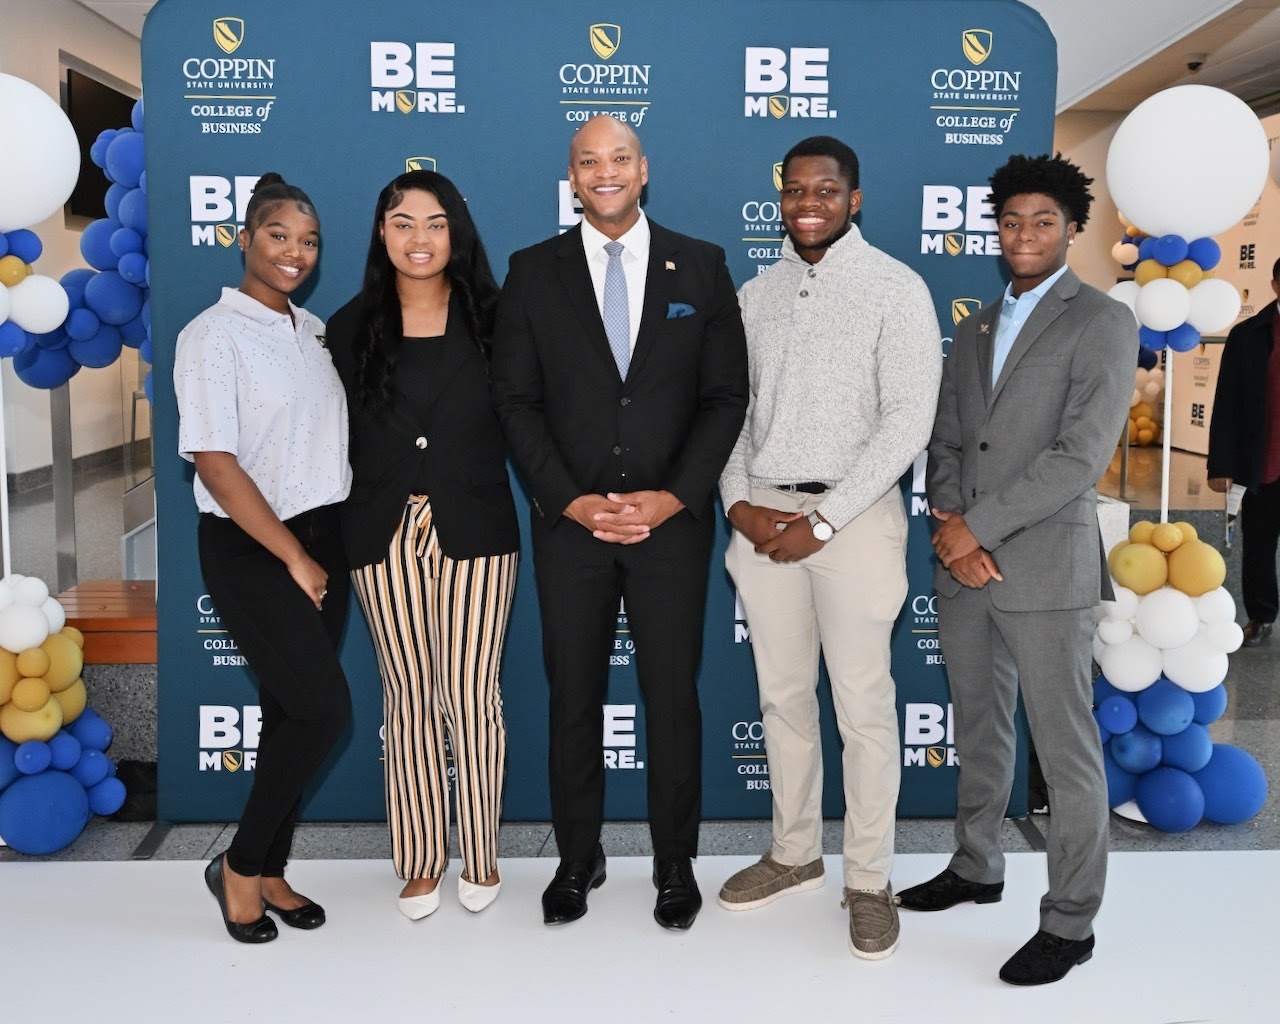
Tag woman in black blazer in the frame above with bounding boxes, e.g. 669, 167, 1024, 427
327, 170, 519, 919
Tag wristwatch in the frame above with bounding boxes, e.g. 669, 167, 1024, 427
807, 510, 834, 542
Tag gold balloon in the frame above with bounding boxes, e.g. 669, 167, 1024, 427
41, 632, 83, 692
16, 647, 51, 679
0, 694, 64, 743
1151, 523, 1185, 552
52, 678, 87, 723
1134, 259, 1169, 286
10, 676, 51, 712
1167, 540, 1227, 597
1167, 259, 1204, 289
1107, 540, 1130, 577
1112, 541, 1169, 595
60, 626, 85, 649
0, 648, 18, 704
1174, 521, 1198, 543
1129, 520, 1156, 544
0, 254, 28, 287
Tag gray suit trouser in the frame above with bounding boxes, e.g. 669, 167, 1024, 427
938, 587, 1106, 940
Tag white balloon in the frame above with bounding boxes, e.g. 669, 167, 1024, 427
1101, 585, 1140, 622
0, 73, 83, 233
1142, 381, 1162, 401
12, 575, 49, 606
1096, 617, 1133, 645
1162, 628, 1229, 692
1135, 587, 1200, 649
0, 282, 10, 323
1092, 634, 1107, 666
1135, 277, 1192, 332
1131, 388, 1142, 407
1099, 634, 1162, 692
1149, 368, 1165, 387
40, 595, 66, 634
1107, 280, 1141, 315
0, 603, 51, 653
1186, 278, 1242, 334
1197, 587, 1236, 624
5, 274, 70, 334
1106, 85, 1270, 239
1205, 619, 1243, 654
1134, 368, 1151, 388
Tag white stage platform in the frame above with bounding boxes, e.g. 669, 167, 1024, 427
2, 850, 1269, 1022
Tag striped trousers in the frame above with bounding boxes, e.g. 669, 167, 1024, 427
351, 496, 517, 883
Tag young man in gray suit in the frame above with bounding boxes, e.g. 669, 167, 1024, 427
899, 154, 1138, 985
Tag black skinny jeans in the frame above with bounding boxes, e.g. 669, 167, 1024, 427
199, 504, 351, 877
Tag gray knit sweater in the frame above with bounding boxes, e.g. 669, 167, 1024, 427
719, 225, 943, 530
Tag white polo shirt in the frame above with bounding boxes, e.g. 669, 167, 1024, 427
175, 287, 351, 521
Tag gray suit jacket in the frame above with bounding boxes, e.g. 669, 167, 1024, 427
926, 268, 1138, 611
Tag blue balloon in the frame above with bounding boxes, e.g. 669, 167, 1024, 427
144, 370, 154, 403
81, 218, 122, 271
118, 187, 149, 234
0, 771, 91, 855
71, 748, 111, 788
1103, 746, 1137, 808
1166, 323, 1200, 353
88, 775, 127, 816
1110, 723, 1163, 774
120, 313, 147, 348
90, 128, 120, 168
1151, 234, 1189, 267
34, 328, 70, 351
1093, 710, 1112, 745
14, 740, 52, 775
0, 321, 31, 358
1097, 694, 1138, 734
1137, 678, 1196, 735
0, 736, 19, 792
131, 97, 144, 132
0, 233, 7, 257
5, 228, 42, 264
1160, 721, 1213, 772
1193, 744, 1268, 824
1138, 326, 1167, 351
64, 307, 101, 342
118, 252, 148, 286
48, 730, 82, 771
60, 266, 96, 297
110, 227, 144, 257
1187, 237, 1221, 271
68, 710, 112, 751
1135, 767, 1204, 832
13, 344, 78, 388
139, 169, 147, 194
1093, 673, 1122, 707
139, 336, 153, 363
84, 270, 144, 325
68, 323, 124, 368
1191, 684, 1228, 724
105, 130, 146, 188
1137, 347, 1159, 370
1137, 236, 1156, 263
104, 182, 128, 221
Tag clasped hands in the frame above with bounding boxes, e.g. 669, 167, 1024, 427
727, 501, 822, 563
931, 509, 1003, 589
565, 490, 685, 544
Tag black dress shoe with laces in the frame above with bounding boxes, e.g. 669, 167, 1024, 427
897, 868, 1003, 911
999, 930, 1095, 985
264, 897, 326, 929
204, 854, 277, 944
1242, 620, 1273, 647
542, 845, 607, 925
653, 856, 702, 930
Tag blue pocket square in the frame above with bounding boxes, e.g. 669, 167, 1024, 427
667, 302, 696, 319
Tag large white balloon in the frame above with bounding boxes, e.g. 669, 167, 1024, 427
5, 274, 70, 334
0, 281, 10, 323
1186, 278, 1242, 334
1106, 85, 1269, 240
1134, 278, 1192, 332
1099, 634, 1162, 692
1135, 587, 1199, 649
1162, 629, 1229, 692
1197, 587, 1236, 624
1107, 280, 1140, 317
0, 73, 82, 233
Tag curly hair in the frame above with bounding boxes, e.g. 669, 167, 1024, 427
780, 135, 859, 190
242, 172, 318, 236
351, 170, 500, 415
988, 153, 1094, 231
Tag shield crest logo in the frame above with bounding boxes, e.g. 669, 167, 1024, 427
590, 24, 621, 60
927, 746, 946, 768
396, 90, 416, 114
768, 96, 789, 119
215, 224, 237, 248
406, 156, 437, 173
223, 750, 243, 772
213, 17, 245, 55
944, 232, 965, 257
951, 298, 981, 324
962, 29, 993, 66
772, 162, 784, 192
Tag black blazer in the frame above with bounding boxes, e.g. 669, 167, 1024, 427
490, 219, 748, 527
327, 294, 519, 567
1207, 302, 1278, 492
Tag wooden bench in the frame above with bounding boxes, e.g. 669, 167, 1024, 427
54, 579, 157, 665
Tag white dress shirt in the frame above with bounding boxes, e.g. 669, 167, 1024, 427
580, 211, 650, 355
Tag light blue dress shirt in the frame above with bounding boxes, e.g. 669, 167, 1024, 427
991, 264, 1069, 386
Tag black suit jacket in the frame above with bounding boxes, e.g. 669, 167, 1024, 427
490, 219, 748, 529
1207, 302, 1279, 492
327, 294, 519, 568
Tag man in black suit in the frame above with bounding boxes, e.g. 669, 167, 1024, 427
491, 115, 748, 929
1208, 256, 1280, 646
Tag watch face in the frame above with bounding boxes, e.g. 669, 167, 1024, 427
809, 513, 834, 541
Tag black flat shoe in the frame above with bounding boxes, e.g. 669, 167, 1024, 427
542, 845, 607, 925
999, 930, 1095, 985
653, 856, 702, 930
264, 898, 326, 930
204, 854, 277, 944
897, 868, 1003, 911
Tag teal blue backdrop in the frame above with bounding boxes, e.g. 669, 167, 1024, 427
147, 0, 1055, 823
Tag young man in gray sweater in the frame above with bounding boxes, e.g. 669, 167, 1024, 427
718, 135, 942, 959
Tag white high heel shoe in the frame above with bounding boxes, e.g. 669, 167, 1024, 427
457, 873, 501, 913
398, 880, 442, 920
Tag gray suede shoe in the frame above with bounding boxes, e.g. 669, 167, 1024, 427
717, 852, 824, 911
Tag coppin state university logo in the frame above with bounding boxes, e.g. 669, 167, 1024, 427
961, 28, 993, 66
951, 298, 981, 324
590, 23, 621, 60
213, 17, 244, 54
405, 156, 436, 173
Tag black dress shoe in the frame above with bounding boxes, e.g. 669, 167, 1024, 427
653, 856, 702, 930
1242, 620, 1273, 647
264, 897, 326, 929
897, 868, 1003, 911
542, 845, 607, 925
999, 930, 1095, 985
204, 855, 277, 944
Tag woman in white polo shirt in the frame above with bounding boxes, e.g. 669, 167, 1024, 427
174, 173, 351, 945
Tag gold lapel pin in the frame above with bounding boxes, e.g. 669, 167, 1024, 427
978, 323, 990, 335
665, 260, 676, 271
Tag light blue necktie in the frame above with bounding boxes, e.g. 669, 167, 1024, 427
603, 240, 630, 378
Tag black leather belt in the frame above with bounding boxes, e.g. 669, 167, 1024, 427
776, 482, 828, 494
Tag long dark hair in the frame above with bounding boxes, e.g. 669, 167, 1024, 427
352, 170, 499, 414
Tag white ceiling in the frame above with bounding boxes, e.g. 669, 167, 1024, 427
78, 0, 1280, 115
